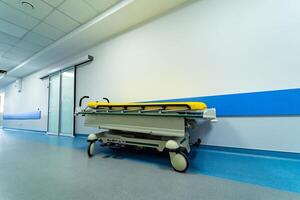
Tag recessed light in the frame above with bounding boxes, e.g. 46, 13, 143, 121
0, 70, 7, 74
21, 1, 34, 10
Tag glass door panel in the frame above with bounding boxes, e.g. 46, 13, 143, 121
59, 68, 75, 136
48, 73, 60, 134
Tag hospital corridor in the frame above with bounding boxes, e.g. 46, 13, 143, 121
0, 0, 300, 200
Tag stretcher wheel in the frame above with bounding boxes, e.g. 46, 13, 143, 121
194, 139, 202, 147
87, 141, 96, 157
170, 152, 189, 172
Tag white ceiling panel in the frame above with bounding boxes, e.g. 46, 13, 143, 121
33, 22, 65, 40
23, 31, 54, 47
14, 40, 43, 52
3, 47, 36, 62
59, 0, 97, 23
2, 0, 54, 20
2, 55, 28, 63
5, 65, 39, 77
0, 61, 14, 70
0, 19, 28, 38
0, 57, 21, 67
44, 10, 80, 33
0, 32, 19, 45
84, 0, 119, 13
0, 2, 40, 29
0, 43, 13, 51
0, 44, 12, 59
42, 0, 65, 8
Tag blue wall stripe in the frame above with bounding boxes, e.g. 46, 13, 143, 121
151, 88, 300, 116
3, 127, 46, 133
3, 111, 42, 120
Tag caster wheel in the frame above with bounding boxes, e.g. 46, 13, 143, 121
194, 139, 202, 147
87, 141, 96, 157
170, 152, 189, 172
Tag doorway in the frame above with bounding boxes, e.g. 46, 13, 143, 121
47, 67, 75, 136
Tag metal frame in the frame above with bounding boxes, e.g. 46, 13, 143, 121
84, 114, 186, 137
40, 55, 93, 80
73, 66, 77, 136
91, 130, 189, 152
78, 108, 216, 119
58, 70, 62, 135
78, 104, 216, 172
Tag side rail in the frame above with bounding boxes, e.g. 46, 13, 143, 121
78, 108, 217, 121
75, 96, 110, 115
75, 96, 217, 121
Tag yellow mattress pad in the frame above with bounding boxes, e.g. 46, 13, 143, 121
87, 102, 207, 111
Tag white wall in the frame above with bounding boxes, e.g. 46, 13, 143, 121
3, 0, 300, 152
76, 0, 300, 102
3, 70, 48, 131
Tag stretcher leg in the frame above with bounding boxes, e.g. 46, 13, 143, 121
86, 131, 192, 172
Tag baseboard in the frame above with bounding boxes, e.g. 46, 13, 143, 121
199, 145, 300, 160
74, 133, 88, 138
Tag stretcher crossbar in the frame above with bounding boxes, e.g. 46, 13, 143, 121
78, 110, 214, 119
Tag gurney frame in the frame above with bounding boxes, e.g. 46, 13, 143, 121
76, 97, 216, 172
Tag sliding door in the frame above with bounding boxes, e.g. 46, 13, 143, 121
47, 67, 75, 136
48, 73, 60, 134
59, 68, 75, 136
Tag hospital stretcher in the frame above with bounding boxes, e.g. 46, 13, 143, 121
76, 96, 216, 172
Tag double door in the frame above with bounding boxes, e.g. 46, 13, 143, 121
48, 67, 75, 136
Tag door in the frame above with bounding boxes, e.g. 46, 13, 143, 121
47, 67, 75, 136
59, 68, 75, 136
48, 73, 60, 135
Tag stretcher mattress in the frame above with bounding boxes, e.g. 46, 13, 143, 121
87, 102, 207, 111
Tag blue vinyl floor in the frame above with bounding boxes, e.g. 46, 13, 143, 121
1, 128, 300, 195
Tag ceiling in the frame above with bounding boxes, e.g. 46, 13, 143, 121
0, 0, 191, 88
0, 0, 120, 70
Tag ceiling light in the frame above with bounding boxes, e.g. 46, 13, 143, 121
0, 70, 7, 75
0, 69, 7, 79
21, 1, 34, 10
